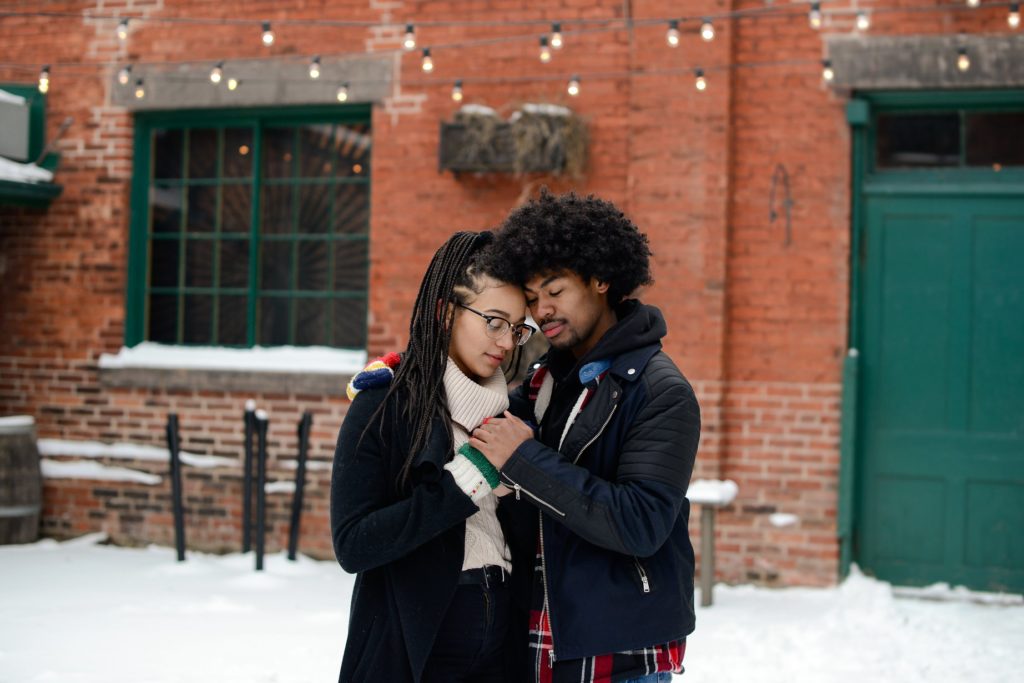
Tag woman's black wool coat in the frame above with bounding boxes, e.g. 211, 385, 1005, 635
330, 383, 486, 682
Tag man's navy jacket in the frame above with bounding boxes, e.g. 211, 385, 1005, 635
497, 300, 701, 663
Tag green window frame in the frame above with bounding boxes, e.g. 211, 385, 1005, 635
126, 105, 372, 349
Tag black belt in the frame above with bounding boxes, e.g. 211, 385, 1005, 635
458, 565, 509, 586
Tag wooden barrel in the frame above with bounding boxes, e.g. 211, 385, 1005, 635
0, 416, 42, 544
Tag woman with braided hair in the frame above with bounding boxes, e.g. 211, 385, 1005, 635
330, 231, 536, 682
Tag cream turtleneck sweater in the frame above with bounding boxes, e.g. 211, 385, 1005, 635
442, 358, 512, 573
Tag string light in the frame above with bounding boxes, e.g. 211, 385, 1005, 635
209, 61, 223, 84
261, 21, 274, 46
809, 2, 823, 30
336, 82, 350, 102
966, 0, 980, 7
117, 64, 132, 86
822, 59, 835, 82
856, 12, 870, 31
451, 79, 463, 101
550, 22, 563, 49
134, 78, 145, 99
421, 47, 433, 72
1011, 3, 1021, 28
116, 18, 129, 41
308, 55, 321, 79
567, 74, 580, 96
957, 47, 970, 71
666, 20, 680, 47
403, 24, 416, 50
700, 19, 715, 42
227, 77, 240, 91
539, 36, 552, 63
38, 65, 50, 93
694, 68, 707, 91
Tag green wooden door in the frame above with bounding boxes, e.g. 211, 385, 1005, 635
857, 193, 1024, 592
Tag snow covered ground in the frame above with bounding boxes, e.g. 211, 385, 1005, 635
1, 534, 1021, 683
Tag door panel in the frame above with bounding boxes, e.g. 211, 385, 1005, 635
857, 195, 1024, 593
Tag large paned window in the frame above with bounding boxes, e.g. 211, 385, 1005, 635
127, 107, 371, 349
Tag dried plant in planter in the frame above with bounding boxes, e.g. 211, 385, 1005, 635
439, 103, 587, 178
446, 105, 509, 171
510, 104, 588, 179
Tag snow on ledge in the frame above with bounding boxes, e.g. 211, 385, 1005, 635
457, 103, 499, 117
38, 438, 236, 469
509, 103, 572, 122
98, 342, 367, 375
281, 459, 332, 472
0, 157, 54, 184
0, 88, 27, 105
686, 479, 738, 506
265, 480, 297, 495
770, 512, 799, 528
0, 415, 35, 434
41, 459, 163, 485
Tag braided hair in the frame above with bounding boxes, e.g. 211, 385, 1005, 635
367, 230, 512, 490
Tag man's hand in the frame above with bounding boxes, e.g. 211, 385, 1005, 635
470, 411, 534, 471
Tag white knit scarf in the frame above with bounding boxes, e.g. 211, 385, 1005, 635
443, 358, 512, 571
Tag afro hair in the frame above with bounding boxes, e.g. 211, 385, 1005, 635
487, 190, 653, 305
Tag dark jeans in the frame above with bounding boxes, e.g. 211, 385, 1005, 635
421, 566, 511, 683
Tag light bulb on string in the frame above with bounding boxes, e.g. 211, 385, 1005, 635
116, 18, 129, 41
210, 62, 223, 84
451, 80, 464, 102
809, 2, 823, 30
1010, 4, 1021, 28
694, 68, 707, 91
261, 22, 275, 46
403, 24, 416, 50
967, 0, 980, 7
666, 20, 680, 47
700, 19, 715, 42
957, 47, 970, 72
227, 78, 240, 91
134, 78, 146, 99
550, 23, 563, 49
567, 75, 580, 96
309, 56, 321, 79
38, 65, 50, 93
539, 36, 552, 63
856, 12, 870, 31
822, 59, 835, 82
336, 82, 350, 102
421, 48, 433, 72
117, 64, 132, 86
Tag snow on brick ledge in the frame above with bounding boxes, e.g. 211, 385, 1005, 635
38, 439, 236, 469
98, 342, 367, 375
686, 479, 739, 506
40, 459, 162, 485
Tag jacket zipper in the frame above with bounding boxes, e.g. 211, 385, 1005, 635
572, 404, 618, 464
504, 476, 566, 517
538, 511, 557, 666
633, 557, 651, 594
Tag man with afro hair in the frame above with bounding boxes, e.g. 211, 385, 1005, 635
469, 191, 701, 682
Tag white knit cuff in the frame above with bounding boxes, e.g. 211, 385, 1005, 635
444, 454, 492, 502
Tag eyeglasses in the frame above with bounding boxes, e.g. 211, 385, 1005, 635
457, 304, 536, 347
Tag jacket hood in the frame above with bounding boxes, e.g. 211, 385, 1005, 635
548, 300, 666, 381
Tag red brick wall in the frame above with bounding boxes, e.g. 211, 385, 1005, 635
1, 1, 1018, 583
